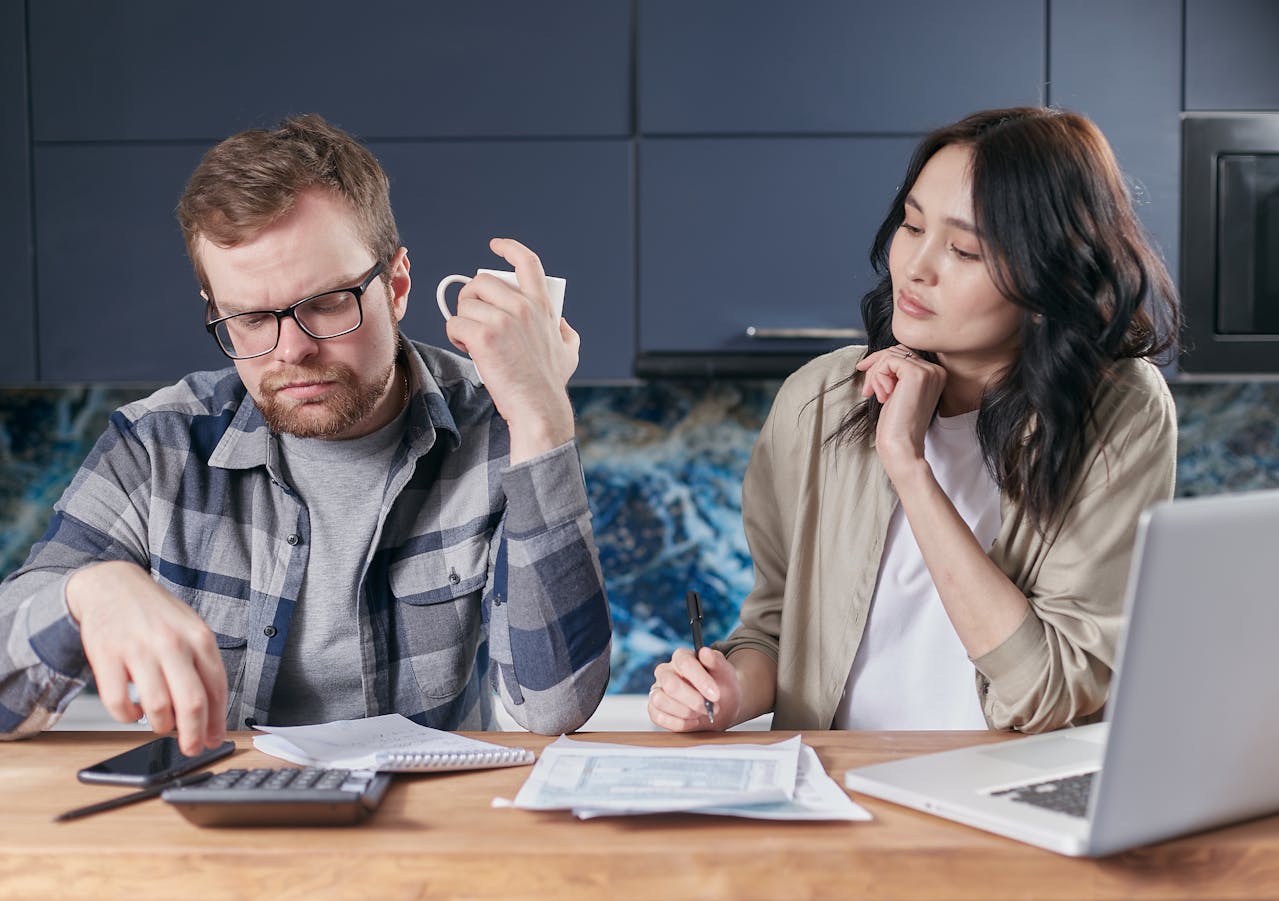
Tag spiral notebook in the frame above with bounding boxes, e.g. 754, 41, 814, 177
252, 713, 535, 772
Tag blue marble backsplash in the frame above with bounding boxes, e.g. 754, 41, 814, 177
2, 378, 1277, 693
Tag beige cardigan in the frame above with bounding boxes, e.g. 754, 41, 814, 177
718, 346, 1177, 733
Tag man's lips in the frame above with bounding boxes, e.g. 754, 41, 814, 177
896, 290, 935, 318
271, 380, 335, 400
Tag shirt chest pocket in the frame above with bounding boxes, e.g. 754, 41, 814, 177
388, 533, 491, 699
169, 590, 250, 699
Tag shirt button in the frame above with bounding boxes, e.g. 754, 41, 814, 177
286, 534, 301, 546
263, 626, 278, 638
448, 571, 461, 585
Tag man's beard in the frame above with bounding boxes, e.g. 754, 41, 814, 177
256, 361, 394, 438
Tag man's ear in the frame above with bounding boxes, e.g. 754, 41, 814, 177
389, 247, 411, 321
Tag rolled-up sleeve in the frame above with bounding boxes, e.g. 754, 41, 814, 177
487, 439, 611, 734
0, 414, 153, 738
975, 361, 1178, 733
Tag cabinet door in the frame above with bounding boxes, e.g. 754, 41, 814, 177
26, 0, 632, 384
35, 145, 227, 383
1049, 0, 1182, 285
0, 0, 34, 382
639, 137, 917, 356
1185, 0, 1279, 110
639, 0, 1044, 134
36, 141, 633, 384
379, 141, 634, 383
29, 0, 630, 140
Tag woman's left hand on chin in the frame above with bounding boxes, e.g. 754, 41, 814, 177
855, 345, 947, 480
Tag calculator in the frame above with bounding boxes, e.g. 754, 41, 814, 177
162, 766, 393, 827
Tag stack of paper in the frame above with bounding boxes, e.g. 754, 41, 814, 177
499, 735, 870, 821
253, 714, 534, 772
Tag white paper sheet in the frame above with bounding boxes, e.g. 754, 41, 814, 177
253, 713, 533, 771
504, 735, 870, 821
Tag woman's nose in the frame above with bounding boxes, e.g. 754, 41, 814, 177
905, 238, 940, 284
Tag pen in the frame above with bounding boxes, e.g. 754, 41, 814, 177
685, 589, 715, 725
53, 770, 215, 822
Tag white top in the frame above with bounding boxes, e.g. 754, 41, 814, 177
833, 410, 999, 730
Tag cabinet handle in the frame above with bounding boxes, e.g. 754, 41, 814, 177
745, 326, 867, 340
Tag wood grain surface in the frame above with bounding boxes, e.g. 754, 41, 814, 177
3, 730, 1277, 900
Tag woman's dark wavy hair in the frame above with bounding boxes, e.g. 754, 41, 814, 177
830, 107, 1181, 532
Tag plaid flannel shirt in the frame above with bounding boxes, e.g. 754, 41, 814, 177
0, 338, 611, 737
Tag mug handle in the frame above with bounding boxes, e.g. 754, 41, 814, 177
435, 274, 472, 320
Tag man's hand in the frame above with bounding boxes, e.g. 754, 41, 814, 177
66, 561, 228, 755
443, 237, 579, 463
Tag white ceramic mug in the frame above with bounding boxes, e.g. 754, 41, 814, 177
435, 269, 566, 321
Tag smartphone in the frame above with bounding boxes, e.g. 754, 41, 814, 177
77, 736, 236, 787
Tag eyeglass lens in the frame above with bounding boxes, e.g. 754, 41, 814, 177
213, 291, 362, 358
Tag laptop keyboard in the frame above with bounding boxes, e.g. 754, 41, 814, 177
990, 771, 1096, 818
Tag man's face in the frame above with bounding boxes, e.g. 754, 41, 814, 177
198, 188, 409, 440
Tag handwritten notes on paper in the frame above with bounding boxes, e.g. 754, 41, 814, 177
501, 735, 870, 821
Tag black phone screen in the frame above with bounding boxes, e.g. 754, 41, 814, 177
77, 737, 235, 786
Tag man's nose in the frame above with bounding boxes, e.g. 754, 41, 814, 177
272, 315, 319, 363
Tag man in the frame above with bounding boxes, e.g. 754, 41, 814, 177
0, 114, 612, 754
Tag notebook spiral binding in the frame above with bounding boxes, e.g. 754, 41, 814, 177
379, 747, 535, 770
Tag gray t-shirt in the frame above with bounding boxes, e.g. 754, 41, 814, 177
268, 409, 407, 725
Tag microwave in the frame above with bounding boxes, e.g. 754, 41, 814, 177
1181, 112, 1279, 374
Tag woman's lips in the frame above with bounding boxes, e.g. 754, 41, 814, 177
896, 291, 935, 318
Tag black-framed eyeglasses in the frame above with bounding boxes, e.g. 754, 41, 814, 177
204, 261, 386, 360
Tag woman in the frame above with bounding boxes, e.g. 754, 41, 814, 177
648, 107, 1181, 734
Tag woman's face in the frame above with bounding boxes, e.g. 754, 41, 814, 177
887, 143, 1023, 376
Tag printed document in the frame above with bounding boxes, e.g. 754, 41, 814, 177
503, 735, 870, 821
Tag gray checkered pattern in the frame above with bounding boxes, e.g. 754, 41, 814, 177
0, 338, 611, 737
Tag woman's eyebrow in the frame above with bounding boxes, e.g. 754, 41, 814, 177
905, 193, 977, 234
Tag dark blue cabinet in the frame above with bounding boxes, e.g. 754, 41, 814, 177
1, 1, 34, 383
34, 145, 227, 382
25, 0, 632, 383
1049, 0, 1182, 284
1185, 0, 1279, 110
34, 141, 633, 384
639, 0, 1044, 134
636, 0, 1045, 372
639, 137, 916, 356
30, 1, 631, 141
12, 1, 1276, 383
377, 141, 633, 384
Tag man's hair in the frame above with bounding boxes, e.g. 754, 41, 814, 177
176, 113, 400, 294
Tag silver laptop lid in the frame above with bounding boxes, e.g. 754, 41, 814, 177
1088, 489, 1279, 855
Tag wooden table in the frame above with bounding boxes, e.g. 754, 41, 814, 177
3, 730, 1277, 900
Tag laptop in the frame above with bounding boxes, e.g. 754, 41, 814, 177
844, 489, 1279, 857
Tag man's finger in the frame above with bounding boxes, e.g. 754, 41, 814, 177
128, 660, 176, 736
488, 237, 548, 301
91, 659, 143, 724
190, 636, 228, 744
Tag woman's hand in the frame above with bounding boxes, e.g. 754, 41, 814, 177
647, 647, 742, 732
855, 345, 947, 484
